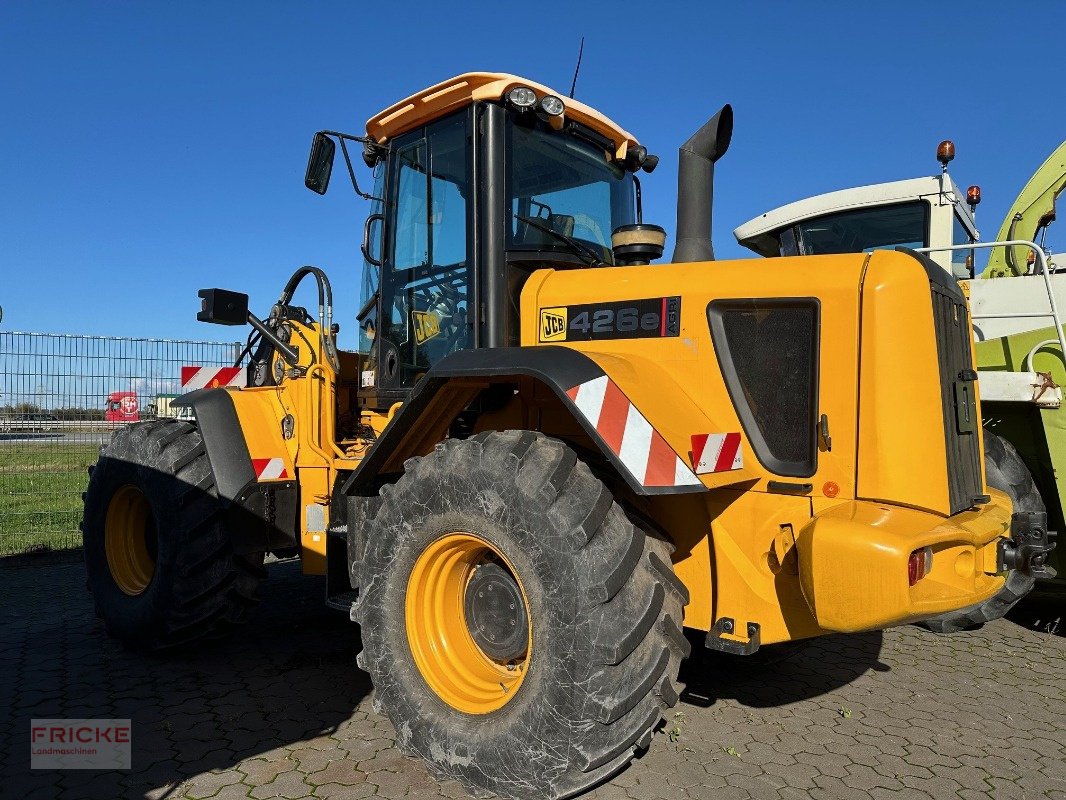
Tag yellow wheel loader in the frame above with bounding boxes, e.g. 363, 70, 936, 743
81, 73, 1035, 799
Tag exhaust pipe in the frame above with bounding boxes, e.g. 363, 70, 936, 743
672, 104, 733, 263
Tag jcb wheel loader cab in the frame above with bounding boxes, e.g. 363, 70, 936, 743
354, 74, 641, 404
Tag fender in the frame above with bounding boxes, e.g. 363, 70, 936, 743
173, 388, 298, 552
342, 346, 756, 497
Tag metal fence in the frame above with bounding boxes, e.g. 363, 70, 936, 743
0, 332, 242, 556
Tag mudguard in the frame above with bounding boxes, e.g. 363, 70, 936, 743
342, 346, 755, 498
173, 388, 297, 552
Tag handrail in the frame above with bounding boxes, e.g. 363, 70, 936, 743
916, 240, 1066, 371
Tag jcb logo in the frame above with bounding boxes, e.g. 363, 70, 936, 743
540, 308, 567, 342
412, 311, 441, 344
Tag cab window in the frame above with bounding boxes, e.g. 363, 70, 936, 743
379, 112, 470, 389
507, 120, 635, 265
790, 202, 927, 256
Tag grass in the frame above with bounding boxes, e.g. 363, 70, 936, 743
0, 442, 99, 555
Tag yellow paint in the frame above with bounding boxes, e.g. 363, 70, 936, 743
704, 490, 824, 645
223, 318, 367, 575
513, 249, 1011, 638
522, 253, 864, 500
405, 532, 531, 714
856, 252, 955, 515
366, 72, 639, 154
796, 495, 1009, 632
104, 485, 155, 596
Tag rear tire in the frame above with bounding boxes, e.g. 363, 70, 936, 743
82, 420, 264, 650
354, 431, 689, 800
923, 431, 1039, 634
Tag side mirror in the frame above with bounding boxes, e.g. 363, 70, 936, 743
197, 288, 249, 326
304, 133, 335, 195
362, 213, 384, 267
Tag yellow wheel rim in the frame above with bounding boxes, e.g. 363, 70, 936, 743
104, 485, 156, 596
406, 532, 531, 715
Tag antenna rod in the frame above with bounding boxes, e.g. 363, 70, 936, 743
569, 37, 584, 99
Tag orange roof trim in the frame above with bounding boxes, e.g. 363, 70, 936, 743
365, 72, 639, 158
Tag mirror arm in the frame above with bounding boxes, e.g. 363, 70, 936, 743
247, 311, 300, 365
322, 132, 384, 202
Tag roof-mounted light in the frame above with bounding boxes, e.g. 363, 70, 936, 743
966, 184, 982, 210
506, 86, 537, 110
539, 95, 565, 116
937, 140, 955, 172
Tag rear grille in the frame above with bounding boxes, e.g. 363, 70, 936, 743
929, 283, 984, 515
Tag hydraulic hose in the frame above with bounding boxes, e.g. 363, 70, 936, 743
279, 265, 340, 372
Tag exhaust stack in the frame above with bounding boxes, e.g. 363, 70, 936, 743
672, 104, 733, 263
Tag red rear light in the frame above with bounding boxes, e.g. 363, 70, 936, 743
908, 547, 933, 586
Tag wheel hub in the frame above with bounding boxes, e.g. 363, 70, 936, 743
405, 532, 532, 714
464, 562, 528, 662
104, 484, 157, 596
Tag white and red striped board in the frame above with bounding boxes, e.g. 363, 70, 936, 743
690, 432, 743, 474
252, 458, 289, 481
565, 376, 703, 489
180, 366, 246, 391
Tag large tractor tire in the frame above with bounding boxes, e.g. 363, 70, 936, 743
923, 431, 1040, 634
353, 431, 689, 800
82, 419, 264, 651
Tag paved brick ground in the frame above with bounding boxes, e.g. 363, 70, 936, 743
1, 558, 1063, 800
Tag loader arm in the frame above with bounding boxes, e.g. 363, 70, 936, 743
985, 141, 1066, 277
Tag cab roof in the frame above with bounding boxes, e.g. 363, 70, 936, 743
734, 175, 976, 256
365, 72, 639, 158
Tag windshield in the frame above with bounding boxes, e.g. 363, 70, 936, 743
790, 202, 926, 256
507, 120, 635, 264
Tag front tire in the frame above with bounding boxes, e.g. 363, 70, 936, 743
82, 420, 264, 650
354, 431, 689, 800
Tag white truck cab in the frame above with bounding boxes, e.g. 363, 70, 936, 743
735, 174, 979, 279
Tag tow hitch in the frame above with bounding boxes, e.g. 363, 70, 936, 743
1000, 511, 1058, 578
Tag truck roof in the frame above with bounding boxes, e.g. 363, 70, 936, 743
734, 175, 977, 255
365, 72, 640, 158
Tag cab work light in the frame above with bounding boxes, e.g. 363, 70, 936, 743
507, 86, 537, 110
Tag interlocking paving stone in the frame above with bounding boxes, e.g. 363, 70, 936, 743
1, 557, 1062, 799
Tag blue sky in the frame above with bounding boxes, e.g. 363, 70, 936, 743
2, 2, 1065, 349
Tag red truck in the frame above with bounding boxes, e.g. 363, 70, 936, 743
104, 391, 139, 423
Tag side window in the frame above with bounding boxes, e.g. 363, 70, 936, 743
393, 142, 429, 271
380, 113, 470, 389
359, 162, 386, 355
708, 299, 820, 477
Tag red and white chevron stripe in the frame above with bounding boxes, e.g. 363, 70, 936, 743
566, 376, 702, 489
252, 458, 289, 481
180, 366, 246, 390
690, 432, 743, 474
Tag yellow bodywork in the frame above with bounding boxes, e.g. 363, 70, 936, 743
219, 319, 388, 575
519, 249, 1010, 644
365, 72, 640, 161
220, 251, 1011, 645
